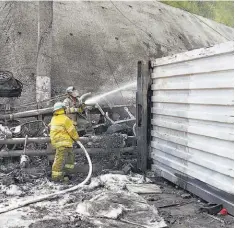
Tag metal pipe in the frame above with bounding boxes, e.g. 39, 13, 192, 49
113, 118, 136, 124
0, 147, 137, 157
0, 105, 135, 122
124, 107, 135, 119
0, 137, 88, 145
95, 103, 115, 124
0, 135, 130, 145
0, 107, 53, 120
0, 104, 135, 120
0, 137, 50, 144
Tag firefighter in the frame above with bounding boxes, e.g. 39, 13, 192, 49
49, 102, 79, 181
63, 86, 90, 132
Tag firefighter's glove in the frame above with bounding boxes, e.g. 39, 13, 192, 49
66, 107, 83, 114
81, 103, 86, 109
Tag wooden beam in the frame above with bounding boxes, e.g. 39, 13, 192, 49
136, 61, 151, 172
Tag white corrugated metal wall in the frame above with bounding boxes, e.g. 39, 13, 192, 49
150, 41, 234, 213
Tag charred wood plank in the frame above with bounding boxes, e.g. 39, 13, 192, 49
0, 146, 137, 157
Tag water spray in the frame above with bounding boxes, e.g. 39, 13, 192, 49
85, 82, 136, 105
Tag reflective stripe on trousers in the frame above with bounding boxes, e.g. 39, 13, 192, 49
52, 147, 74, 180
52, 171, 63, 180
65, 164, 75, 169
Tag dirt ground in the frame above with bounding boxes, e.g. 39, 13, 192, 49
148, 177, 234, 228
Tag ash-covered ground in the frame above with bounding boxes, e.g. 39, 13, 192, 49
0, 156, 166, 228
0, 154, 233, 228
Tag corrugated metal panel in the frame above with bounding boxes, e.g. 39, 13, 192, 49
150, 41, 234, 214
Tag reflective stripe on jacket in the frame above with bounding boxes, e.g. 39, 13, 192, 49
49, 109, 79, 148
63, 97, 84, 125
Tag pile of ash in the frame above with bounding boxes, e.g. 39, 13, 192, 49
0, 173, 166, 228
0, 156, 50, 185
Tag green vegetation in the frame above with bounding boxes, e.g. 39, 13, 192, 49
162, 1, 234, 27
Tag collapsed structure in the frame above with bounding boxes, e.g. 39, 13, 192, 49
0, 0, 233, 173
0, 1, 234, 227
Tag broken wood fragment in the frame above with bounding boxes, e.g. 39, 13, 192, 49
126, 184, 162, 194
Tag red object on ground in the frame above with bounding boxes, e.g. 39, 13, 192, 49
219, 208, 228, 215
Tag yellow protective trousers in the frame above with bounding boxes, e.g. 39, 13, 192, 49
52, 147, 75, 181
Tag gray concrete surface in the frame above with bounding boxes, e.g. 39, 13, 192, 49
0, 1, 233, 108
0, 2, 38, 108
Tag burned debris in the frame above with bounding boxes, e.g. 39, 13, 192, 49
0, 71, 23, 98
0, 92, 137, 174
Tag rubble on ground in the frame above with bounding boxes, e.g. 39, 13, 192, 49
0, 171, 167, 228
0, 159, 233, 228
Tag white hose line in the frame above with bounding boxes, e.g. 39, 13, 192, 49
0, 141, 92, 214
133, 123, 136, 136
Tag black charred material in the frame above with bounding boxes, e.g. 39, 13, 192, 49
0, 71, 23, 97
136, 61, 152, 172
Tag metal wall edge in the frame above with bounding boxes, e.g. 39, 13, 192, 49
152, 164, 234, 215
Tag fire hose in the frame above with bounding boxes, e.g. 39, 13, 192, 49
0, 140, 92, 214
133, 123, 136, 136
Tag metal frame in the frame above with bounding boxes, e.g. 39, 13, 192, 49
150, 42, 234, 215
153, 164, 234, 215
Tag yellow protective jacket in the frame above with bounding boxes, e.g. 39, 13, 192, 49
49, 109, 79, 148
63, 97, 85, 125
